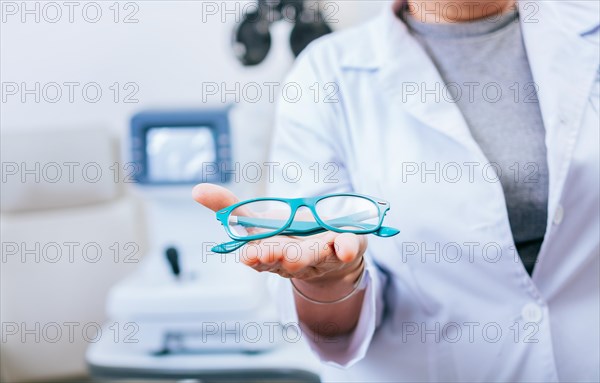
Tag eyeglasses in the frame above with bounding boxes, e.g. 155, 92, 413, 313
211, 193, 400, 253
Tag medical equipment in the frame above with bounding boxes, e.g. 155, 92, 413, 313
212, 193, 401, 253
233, 0, 332, 66
102, 108, 282, 355
130, 109, 232, 184
89, 108, 323, 380
87, 331, 321, 382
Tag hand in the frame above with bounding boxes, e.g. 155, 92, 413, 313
192, 183, 367, 286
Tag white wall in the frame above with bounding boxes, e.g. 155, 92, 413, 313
1, 0, 384, 132
1, 0, 385, 197
1, 1, 285, 141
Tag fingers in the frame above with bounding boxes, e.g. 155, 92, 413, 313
192, 183, 239, 212
334, 233, 366, 263
237, 232, 363, 279
278, 232, 338, 273
193, 184, 368, 278
239, 236, 304, 268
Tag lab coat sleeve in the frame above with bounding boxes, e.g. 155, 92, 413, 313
266, 41, 387, 367
268, 255, 387, 368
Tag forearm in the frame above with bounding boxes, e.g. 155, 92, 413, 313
292, 260, 366, 337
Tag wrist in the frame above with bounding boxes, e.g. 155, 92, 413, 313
292, 258, 365, 304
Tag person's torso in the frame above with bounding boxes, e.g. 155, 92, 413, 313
303, 3, 599, 382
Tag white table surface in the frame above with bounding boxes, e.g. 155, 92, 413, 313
86, 325, 322, 382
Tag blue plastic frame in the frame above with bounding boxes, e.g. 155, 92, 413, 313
212, 193, 400, 253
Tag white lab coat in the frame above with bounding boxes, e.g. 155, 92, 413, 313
267, 1, 600, 382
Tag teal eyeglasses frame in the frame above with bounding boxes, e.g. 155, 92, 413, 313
211, 193, 400, 254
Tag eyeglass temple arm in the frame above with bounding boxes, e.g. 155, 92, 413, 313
283, 224, 399, 237
212, 225, 400, 254
211, 240, 247, 254
375, 226, 400, 237
211, 225, 400, 254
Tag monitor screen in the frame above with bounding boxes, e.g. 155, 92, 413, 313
145, 126, 216, 183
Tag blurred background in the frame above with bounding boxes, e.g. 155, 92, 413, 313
0, 1, 386, 382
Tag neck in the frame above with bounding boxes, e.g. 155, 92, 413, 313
404, 0, 516, 23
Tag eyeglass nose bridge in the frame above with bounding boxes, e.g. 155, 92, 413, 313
289, 202, 317, 218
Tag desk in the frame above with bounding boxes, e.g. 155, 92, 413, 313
86, 326, 321, 382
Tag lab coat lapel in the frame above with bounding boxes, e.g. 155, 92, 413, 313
520, 2, 599, 267
373, 9, 477, 152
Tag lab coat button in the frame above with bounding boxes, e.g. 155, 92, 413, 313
521, 303, 543, 323
553, 205, 564, 225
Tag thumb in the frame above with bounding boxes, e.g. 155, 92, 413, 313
192, 183, 239, 212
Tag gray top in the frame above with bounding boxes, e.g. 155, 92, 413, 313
403, 9, 549, 274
